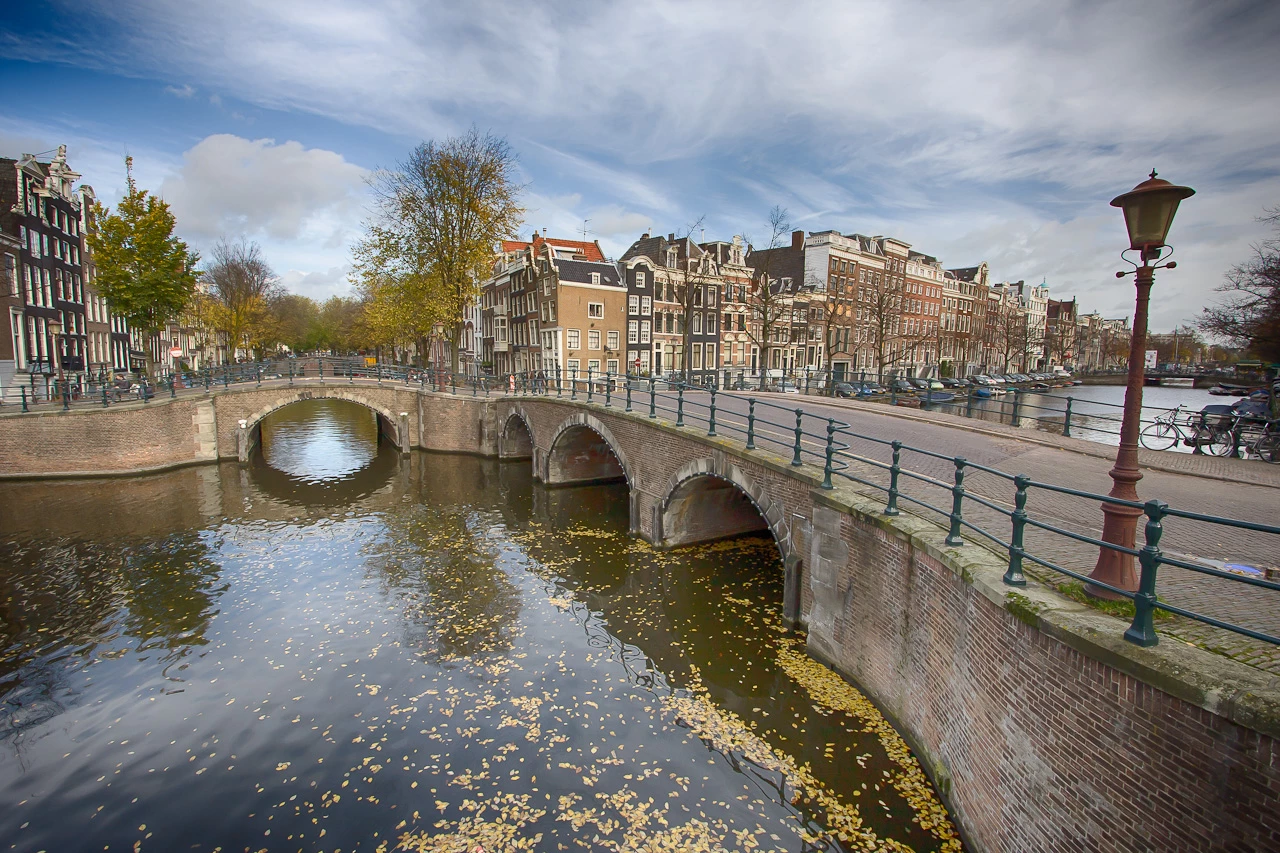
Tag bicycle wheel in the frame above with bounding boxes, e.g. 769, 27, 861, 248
1139, 421, 1179, 451
1255, 433, 1280, 464
1204, 426, 1236, 457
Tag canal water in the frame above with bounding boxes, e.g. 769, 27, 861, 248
0, 398, 960, 853
928, 383, 1230, 452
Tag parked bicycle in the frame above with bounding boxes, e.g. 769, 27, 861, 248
1225, 416, 1280, 463
1139, 405, 1234, 455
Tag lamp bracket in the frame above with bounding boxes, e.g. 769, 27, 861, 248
1119, 245, 1178, 275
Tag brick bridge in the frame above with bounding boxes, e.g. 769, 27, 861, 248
2, 379, 1278, 852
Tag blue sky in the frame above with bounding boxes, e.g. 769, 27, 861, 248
3, 0, 1279, 331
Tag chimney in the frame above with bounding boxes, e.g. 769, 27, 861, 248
791, 230, 805, 249
668, 233, 675, 242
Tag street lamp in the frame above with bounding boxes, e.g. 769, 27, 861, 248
1088, 170, 1194, 598
47, 317, 65, 387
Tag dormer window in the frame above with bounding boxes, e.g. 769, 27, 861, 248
591, 272, 600, 285
666, 249, 678, 268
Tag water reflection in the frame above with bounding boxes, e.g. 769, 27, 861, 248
0, 400, 960, 852
260, 397, 381, 482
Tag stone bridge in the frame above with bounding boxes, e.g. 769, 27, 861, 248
1, 378, 1278, 852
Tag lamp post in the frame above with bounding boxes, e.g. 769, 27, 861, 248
1088, 171, 1194, 598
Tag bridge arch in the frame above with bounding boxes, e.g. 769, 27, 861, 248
235, 389, 407, 461
543, 412, 632, 487
500, 408, 535, 459
657, 457, 790, 562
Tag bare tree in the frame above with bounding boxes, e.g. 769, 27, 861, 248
861, 270, 935, 379
818, 270, 857, 391
203, 238, 281, 361
743, 206, 795, 377
1199, 207, 1280, 364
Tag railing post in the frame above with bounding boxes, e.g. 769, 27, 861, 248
676, 385, 685, 427
101, 383, 108, 408
205, 367, 211, 392
792, 409, 803, 466
605, 371, 612, 407
822, 419, 835, 489
1003, 474, 1030, 585
1010, 388, 1021, 426
890, 382, 897, 406
223, 366, 230, 389
256, 364, 262, 386
62, 382, 70, 411
625, 376, 633, 412
1124, 500, 1167, 647
884, 441, 902, 516
169, 374, 176, 398
966, 387, 975, 417
21, 386, 28, 412
707, 386, 717, 436
588, 367, 595, 403
945, 458, 967, 546
451, 373, 457, 395
746, 399, 756, 449
571, 368, 578, 400
1062, 397, 1074, 437
288, 361, 294, 386
648, 377, 656, 418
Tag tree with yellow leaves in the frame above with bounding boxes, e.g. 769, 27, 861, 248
353, 129, 523, 371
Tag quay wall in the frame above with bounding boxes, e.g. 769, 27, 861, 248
1, 384, 1277, 851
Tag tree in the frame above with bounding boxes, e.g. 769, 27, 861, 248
203, 238, 282, 360
861, 266, 935, 378
819, 271, 857, 391
1200, 207, 1280, 364
743, 206, 795, 377
354, 129, 523, 371
88, 157, 199, 375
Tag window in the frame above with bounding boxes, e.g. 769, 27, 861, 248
666, 249, 678, 268
567, 358, 580, 374
640, 321, 651, 344
705, 343, 716, 368
692, 313, 702, 334
2, 254, 15, 297
607, 359, 619, 375
567, 329, 580, 349
628, 295, 639, 315
636, 272, 646, 288
640, 296, 651, 314
588, 330, 600, 350
692, 343, 703, 370
587, 302, 604, 319
607, 330, 619, 350
588, 359, 601, 373
628, 320, 639, 344
706, 312, 717, 334
10, 309, 24, 369
706, 287, 716, 307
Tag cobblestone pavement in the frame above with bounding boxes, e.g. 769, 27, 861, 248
705, 391, 1280, 674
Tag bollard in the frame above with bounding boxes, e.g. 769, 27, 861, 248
1062, 397, 1073, 438
571, 369, 578, 400
648, 377, 656, 418
451, 373, 457, 395
288, 362, 294, 386
822, 419, 835, 489
792, 409, 803, 466
102, 383, 108, 408
625, 377, 632, 412
1010, 388, 1021, 426
1003, 475, 1030, 585
676, 385, 685, 426
21, 386, 28, 412
884, 441, 902, 516
587, 368, 594, 403
945, 458, 967, 546
605, 372, 612, 407
1124, 500, 1167, 647
746, 399, 756, 449
169, 374, 176, 398
63, 382, 71, 411
707, 386, 718, 436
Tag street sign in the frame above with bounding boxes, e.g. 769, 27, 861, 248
169, 347, 182, 358
1144, 350, 1157, 369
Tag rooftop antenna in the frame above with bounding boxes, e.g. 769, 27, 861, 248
125, 154, 136, 194
580, 218, 591, 241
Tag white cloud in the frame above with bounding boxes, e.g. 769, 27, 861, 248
279, 265, 353, 300
158, 134, 367, 244
164, 83, 195, 98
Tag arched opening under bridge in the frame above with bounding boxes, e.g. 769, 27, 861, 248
544, 420, 628, 487
500, 413, 534, 459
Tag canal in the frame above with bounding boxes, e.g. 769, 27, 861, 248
0, 398, 960, 853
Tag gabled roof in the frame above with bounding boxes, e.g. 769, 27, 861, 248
502, 232, 605, 262
553, 258, 622, 287
947, 265, 983, 282
620, 232, 707, 266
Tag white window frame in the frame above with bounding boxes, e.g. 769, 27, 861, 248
567, 329, 580, 349
591, 272, 601, 285
628, 320, 638, 344
607, 358, 619, 375
636, 272, 646, 288
628, 295, 639, 315
640, 296, 651, 314
588, 329, 601, 350
640, 321, 651, 344
587, 358, 601, 373
587, 302, 604, 319
606, 330, 619, 350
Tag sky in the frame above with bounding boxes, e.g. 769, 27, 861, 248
2, 0, 1278, 332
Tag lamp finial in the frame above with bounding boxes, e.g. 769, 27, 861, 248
1149, 168, 1158, 180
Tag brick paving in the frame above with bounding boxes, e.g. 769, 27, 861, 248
711, 391, 1280, 673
